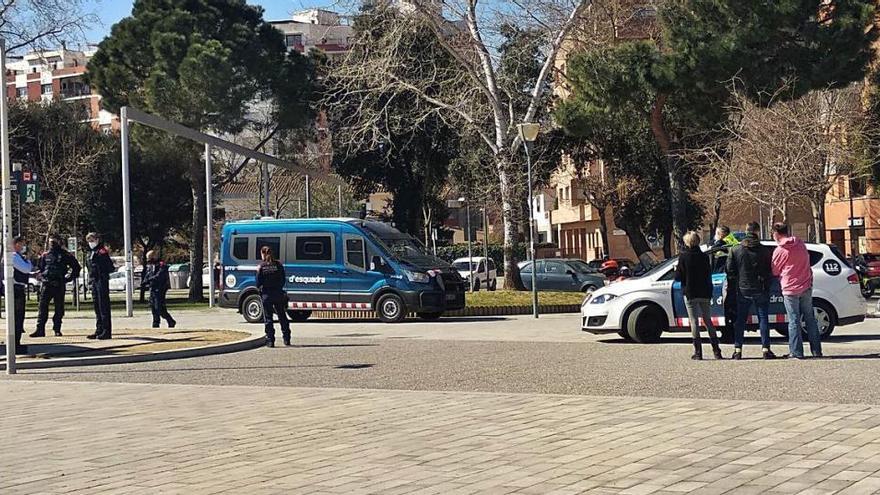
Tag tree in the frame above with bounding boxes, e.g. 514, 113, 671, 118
566, 0, 877, 245
9, 100, 110, 247
88, 0, 315, 301
84, 137, 193, 301
0, 0, 97, 52
327, 0, 591, 289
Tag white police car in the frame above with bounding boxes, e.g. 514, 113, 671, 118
582, 242, 865, 343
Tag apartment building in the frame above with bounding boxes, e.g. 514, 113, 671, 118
3, 47, 117, 131
270, 9, 354, 59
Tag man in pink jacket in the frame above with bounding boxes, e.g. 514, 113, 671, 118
771, 223, 822, 359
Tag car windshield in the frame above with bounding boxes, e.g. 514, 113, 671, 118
568, 260, 596, 273
637, 257, 677, 278
452, 261, 475, 271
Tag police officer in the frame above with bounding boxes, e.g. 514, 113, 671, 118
86, 232, 114, 340
256, 245, 290, 347
30, 234, 81, 338
6, 236, 33, 354
141, 250, 176, 328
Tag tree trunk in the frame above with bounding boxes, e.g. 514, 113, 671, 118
662, 224, 673, 259
810, 198, 826, 243
615, 214, 655, 266
649, 92, 687, 249
597, 206, 610, 258
188, 165, 206, 303
499, 164, 525, 290
711, 186, 723, 237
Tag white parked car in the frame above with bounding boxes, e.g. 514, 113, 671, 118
452, 256, 497, 291
581, 242, 864, 343
108, 271, 142, 292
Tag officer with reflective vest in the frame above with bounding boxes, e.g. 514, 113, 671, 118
712, 226, 739, 271
86, 232, 115, 340
30, 234, 81, 338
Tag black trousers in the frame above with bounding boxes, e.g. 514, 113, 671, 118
35, 282, 66, 334
91, 279, 112, 338
262, 292, 290, 342
150, 289, 175, 327
14, 285, 25, 347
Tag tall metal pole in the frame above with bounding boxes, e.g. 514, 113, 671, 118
261, 161, 270, 216
304, 174, 311, 218
205, 143, 214, 308
483, 206, 489, 284
337, 184, 343, 217
120, 107, 134, 317
849, 183, 858, 257
2, 39, 18, 373
525, 141, 538, 318
466, 202, 473, 293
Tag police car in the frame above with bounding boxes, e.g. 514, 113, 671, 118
581, 242, 865, 343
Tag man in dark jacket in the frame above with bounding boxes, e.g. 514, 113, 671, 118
86, 232, 115, 340
30, 235, 81, 337
726, 222, 776, 360
141, 250, 176, 329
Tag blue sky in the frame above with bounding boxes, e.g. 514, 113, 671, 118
85, 0, 330, 44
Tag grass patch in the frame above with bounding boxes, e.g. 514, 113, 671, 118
466, 290, 585, 307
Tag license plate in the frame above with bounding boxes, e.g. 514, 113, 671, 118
446, 293, 457, 301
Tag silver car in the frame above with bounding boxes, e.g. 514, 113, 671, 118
518, 259, 607, 293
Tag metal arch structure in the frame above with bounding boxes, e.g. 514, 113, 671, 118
119, 106, 338, 316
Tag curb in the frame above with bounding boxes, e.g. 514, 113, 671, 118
310, 304, 582, 320
1, 331, 265, 371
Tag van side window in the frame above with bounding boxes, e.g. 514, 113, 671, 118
255, 237, 281, 260
345, 237, 366, 270
295, 235, 333, 261
232, 237, 249, 260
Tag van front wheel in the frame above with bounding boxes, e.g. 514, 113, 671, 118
377, 293, 407, 323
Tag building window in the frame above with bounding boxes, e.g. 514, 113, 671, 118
15, 87, 27, 98
40, 84, 52, 95
285, 34, 303, 47
849, 176, 868, 198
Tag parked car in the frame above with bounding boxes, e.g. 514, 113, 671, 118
220, 218, 466, 324
587, 258, 636, 271
582, 242, 864, 343
852, 254, 880, 297
452, 256, 497, 291
518, 259, 607, 293
108, 271, 142, 292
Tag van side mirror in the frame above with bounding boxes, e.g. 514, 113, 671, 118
370, 256, 385, 271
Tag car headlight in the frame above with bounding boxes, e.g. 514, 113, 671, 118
590, 294, 619, 304
403, 269, 430, 284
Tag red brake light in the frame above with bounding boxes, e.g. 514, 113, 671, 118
847, 273, 859, 284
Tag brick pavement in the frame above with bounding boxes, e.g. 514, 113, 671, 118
3, 381, 880, 494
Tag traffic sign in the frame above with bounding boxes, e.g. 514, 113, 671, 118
22, 182, 39, 203
67, 236, 77, 253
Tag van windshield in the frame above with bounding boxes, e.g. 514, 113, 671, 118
359, 221, 432, 262
452, 261, 475, 271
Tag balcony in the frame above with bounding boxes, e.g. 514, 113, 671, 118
552, 199, 596, 225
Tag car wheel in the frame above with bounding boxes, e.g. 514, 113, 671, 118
418, 311, 443, 321
861, 285, 875, 298
286, 310, 312, 322
582, 284, 598, 294
617, 330, 634, 342
626, 304, 665, 343
242, 294, 264, 324
488, 279, 497, 291
814, 301, 836, 339
377, 293, 407, 323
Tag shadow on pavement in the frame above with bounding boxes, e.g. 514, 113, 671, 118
26, 363, 378, 374
304, 316, 511, 325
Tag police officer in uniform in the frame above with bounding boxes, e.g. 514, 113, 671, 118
141, 250, 176, 328
6, 236, 33, 354
86, 232, 114, 340
256, 245, 290, 347
30, 234, 81, 337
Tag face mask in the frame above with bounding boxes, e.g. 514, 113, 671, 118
88, 241, 98, 249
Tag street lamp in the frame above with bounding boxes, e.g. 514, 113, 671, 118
518, 122, 540, 319
459, 196, 473, 292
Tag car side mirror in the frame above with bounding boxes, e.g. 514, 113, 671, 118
370, 256, 385, 272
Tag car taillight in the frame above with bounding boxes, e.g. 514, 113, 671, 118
847, 273, 859, 284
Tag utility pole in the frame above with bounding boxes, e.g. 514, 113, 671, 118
482, 206, 489, 285
466, 201, 473, 293
2, 38, 17, 373
849, 181, 858, 257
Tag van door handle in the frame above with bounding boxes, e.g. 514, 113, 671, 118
341, 270, 350, 275
327, 269, 336, 274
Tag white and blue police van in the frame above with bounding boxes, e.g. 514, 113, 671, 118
582, 242, 865, 343
219, 218, 467, 323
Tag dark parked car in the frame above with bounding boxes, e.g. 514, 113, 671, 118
587, 258, 636, 271
518, 259, 607, 293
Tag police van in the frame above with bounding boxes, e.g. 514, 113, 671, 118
219, 218, 467, 323
581, 242, 865, 343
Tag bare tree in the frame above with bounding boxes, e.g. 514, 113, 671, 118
0, 0, 96, 52
328, 0, 592, 288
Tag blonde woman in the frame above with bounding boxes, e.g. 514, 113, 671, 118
674, 231, 723, 360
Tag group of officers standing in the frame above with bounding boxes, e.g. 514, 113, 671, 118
5, 232, 175, 355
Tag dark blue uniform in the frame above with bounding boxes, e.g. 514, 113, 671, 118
87, 244, 114, 340
141, 260, 176, 328
33, 246, 81, 337
256, 260, 290, 346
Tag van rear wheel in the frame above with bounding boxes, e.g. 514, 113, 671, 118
377, 293, 407, 323
242, 294, 264, 324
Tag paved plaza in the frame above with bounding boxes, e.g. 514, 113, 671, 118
3, 310, 880, 493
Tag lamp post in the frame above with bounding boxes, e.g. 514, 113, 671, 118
459, 196, 473, 292
518, 122, 540, 319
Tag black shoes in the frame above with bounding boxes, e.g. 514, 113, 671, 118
731, 351, 742, 360
54, 330, 62, 337
283, 338, 292, 347
97, 334, 111, 340
712, 347, 724, 360
87, 333, 111, 340
168, 320, 177, 328
763, 350, 777, 360
28, 331, 44, 338
86, 333, 99, 340
691, 353, 702, 361
266, 340, 275, 348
